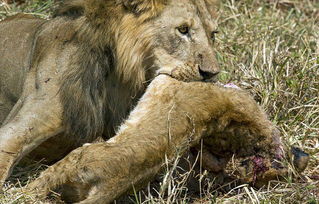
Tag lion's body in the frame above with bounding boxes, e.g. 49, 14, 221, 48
0, 15, 44, 124
0, 15, 86, 162
0, 0, 221, 185
0, 12, 144, 162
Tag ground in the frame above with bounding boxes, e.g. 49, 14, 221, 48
0, 0, 318, 203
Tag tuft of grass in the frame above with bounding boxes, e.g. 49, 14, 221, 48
0, 0, 318, 203
0, 160, 48, 204
0, 0, 54, 20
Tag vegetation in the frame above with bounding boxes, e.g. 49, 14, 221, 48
0, 0, 318, 203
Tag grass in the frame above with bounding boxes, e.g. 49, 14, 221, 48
0, 0, 54, 19
0, 0, 318, 203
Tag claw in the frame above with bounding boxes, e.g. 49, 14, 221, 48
291, 147, 309, 172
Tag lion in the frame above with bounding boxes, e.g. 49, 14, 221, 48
0, 0, 221, 185
25, 75, 308, 203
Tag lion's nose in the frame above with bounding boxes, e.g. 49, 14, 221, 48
199, 67, 220, 80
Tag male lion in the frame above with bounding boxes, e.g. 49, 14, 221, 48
25, 75, 307, 203
0, 0, 220, 185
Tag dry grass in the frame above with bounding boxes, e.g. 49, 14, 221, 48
0, 0, 318, 203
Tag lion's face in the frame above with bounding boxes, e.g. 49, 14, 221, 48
152, 0, 220, 82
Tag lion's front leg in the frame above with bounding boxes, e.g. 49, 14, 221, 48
0, 95, 63, 186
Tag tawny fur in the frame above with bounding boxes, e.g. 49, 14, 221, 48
26, 75, 284, 203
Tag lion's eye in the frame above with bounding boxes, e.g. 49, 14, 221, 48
211, 30, 219, 42
178, 25, 190, 35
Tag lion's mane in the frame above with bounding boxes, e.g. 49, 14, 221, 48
59, 0, 168, 142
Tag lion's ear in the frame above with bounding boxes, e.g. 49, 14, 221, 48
204, 0, 220, 18
121, 0, 167, 17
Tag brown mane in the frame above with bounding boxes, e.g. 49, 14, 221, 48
59, 0, 168, 143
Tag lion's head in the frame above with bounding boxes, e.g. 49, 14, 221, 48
152, 0, 220, 82
116, 0, 221, 83
59, 0, 220, 142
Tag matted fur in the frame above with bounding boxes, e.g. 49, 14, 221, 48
26, 75, 289, 203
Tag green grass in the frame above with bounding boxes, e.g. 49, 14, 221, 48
0, 0, 318, 203
0, 0, 54, 19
